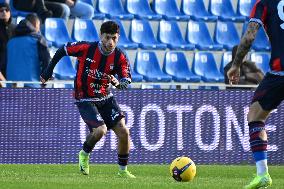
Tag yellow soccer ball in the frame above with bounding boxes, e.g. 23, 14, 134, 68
170, 156, 196, 182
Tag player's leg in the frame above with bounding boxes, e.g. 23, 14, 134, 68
245, 102, 272, 189
245, 73, 284, 189
112, 119, 135, 178
76, 101, 107, 175
98, 96, 135, 178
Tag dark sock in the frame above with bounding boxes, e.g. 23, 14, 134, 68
118, 154, 129, 166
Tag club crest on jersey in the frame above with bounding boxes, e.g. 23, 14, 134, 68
110, 64, 114, 70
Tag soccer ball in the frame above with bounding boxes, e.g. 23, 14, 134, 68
170, 156, 196, 182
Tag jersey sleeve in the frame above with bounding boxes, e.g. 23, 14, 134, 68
249, 0, 268, 26
64, 41, 90, 57
117, 51, 132, 83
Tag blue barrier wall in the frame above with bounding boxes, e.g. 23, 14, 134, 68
0, 89, 283, 164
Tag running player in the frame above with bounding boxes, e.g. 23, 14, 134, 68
227, 0, 284, 188
40, 21, 135, 178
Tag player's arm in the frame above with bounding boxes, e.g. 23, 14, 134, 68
40, 41, 88, 83
111, 52, 132, 90
232, 22, 260, 68
40, 46, 67, 83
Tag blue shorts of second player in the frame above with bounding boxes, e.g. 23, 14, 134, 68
251, 73, 284, 111
76, 96, 125, 132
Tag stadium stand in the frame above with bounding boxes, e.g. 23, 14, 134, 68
192, 51, 224, 82
186, 20, 223, 50
53, 56, 76, 80
131, 67, 144, 82
237, 0, 256, 18
134, 51, 172, 82
158, 20, 195, 50
79, 0, 105, 19
220, 51, 232, 74
181, 0, 217, 21
97, 0, 134, 20
72, 18, 99, 42
209, 0, 245, 21
3, 0, 272, 88
126, 0, 162, 20
214, 20, 240, 50
114, 19, 139, 49
130, 19, 167, 49
250, 52, 270, 73
44, 18, 72, 47
163, 51, 201, 82
9, 0, 31, 17
153, 0, 190, 21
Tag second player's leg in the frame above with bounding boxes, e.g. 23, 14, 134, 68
245, 102, 273, 189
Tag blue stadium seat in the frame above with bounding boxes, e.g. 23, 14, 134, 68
54, 56, 76, 80
134, 51, 172, 82
158, 20, 195, 50
181, 0, 217, 21
242, 22, 271, 51
97, 0, 134, 20
126, 0, 162, 20
130, 19, 167, 49
214, 21, 240, 50
45, 18, 72, 47
131, 68, 144, 82
192, 52, 224, 82
79, 0, 105, 19
72, 18, 99, 42
163, 51, 201, 82
220, 52, 232, 74
153, 0, 190, 21
250, 52, 270, 73
114, 19, 138, 49
186, 20, 223, 51
209, 0, 245, 21
9, 0, 31, 17
237, 0, 256, 18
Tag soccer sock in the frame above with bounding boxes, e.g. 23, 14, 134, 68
82, 132, 100, 154
82, 141, 93, 154
249, 121, 268, 176
118, 154, 129, 171
256, 158, 268, 176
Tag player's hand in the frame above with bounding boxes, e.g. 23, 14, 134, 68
40, 76, 47, 84
227, 65, 241, 85
108, 75, 119, 87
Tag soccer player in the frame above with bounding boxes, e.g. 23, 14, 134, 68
40, 21, 135, 178
227, 0, 284, 188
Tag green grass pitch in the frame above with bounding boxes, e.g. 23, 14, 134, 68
0, 164, 283, 189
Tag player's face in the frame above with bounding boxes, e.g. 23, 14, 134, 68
0, 7, 10, 23
100, 33, 119, 52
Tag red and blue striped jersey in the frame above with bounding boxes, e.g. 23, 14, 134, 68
65, 41, 131, 100
250, 0, 284, 74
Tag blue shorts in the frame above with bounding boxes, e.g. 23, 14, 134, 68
76, 96, 125, 132
251, 73, 284, 111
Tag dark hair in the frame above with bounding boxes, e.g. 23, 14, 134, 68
0, 2, 10, 11
100, 21, 120, 35
232, 45, 238, 60
25, 13, 40, 27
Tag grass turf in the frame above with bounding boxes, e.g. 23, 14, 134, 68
0, 164, 283, 189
